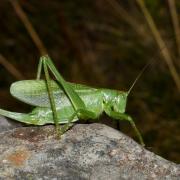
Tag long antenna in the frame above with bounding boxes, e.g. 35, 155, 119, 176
128, 61, 152, 94
127, 39, 174, 94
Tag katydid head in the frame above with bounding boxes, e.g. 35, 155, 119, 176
103, 90, 128, 114
114, 91, 128, 113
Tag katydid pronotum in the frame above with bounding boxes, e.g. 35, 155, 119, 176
0, 55, 145, 146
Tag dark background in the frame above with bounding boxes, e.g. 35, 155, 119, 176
0, 0, 179, 163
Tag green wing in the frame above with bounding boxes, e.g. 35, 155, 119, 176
10, 80, 97, 108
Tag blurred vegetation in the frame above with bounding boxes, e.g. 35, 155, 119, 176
0, 0, 179, 163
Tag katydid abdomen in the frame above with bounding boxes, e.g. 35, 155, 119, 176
7, 80, 104, 124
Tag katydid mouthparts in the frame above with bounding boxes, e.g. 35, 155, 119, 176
0, 55, 145, 146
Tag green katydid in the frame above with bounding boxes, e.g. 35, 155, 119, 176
0, 55, 145, 146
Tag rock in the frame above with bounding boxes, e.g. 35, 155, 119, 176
0, 116, 22, 133
0, 123, 179, 179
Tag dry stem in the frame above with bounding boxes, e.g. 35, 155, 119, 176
136, 0, 180, 92
9, 0, 47, 55
0, 54, 24, 80
168, 0, 180, 56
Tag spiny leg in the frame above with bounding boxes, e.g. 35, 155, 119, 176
125, 115, 145, 146
43, 62, 60, 135
36, 57, 60, 135
39, 55, 97, 134
107, 111, 145, 146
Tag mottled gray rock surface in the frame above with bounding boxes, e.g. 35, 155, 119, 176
0, 123, 179, 180
0, 116, 22, 133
